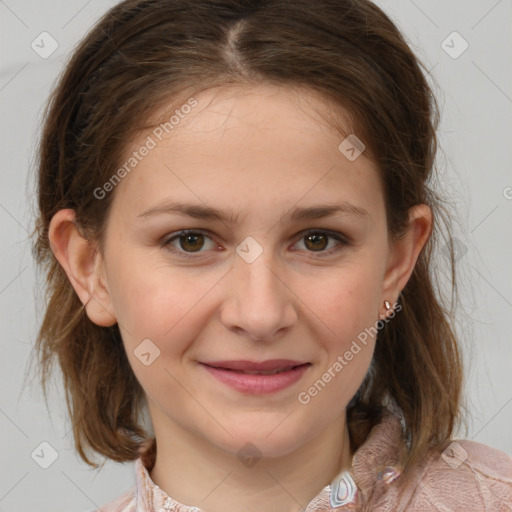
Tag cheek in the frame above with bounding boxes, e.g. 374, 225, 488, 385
297, 262, 382, 340
108, 253, 201, 332
298, 272, 379, 411
296, 261, 382, 402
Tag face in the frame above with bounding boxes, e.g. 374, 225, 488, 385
87, 84, 395, 457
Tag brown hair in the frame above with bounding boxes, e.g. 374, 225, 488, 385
28, 0, 468, 479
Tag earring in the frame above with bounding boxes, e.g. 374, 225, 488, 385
379, 299, 392, 320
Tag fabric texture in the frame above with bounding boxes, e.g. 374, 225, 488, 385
95, 408, 512, 511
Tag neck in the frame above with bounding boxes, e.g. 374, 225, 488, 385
148, 409, 353, 512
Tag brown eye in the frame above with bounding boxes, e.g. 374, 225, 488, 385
303, 232, 329, 252
163, 230, 217, 258
178, 233, 205, 252
293, 229, 348, 257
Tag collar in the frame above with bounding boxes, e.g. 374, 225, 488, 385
134, 408, 405, 511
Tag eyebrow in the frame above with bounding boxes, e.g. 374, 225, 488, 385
137, 200, 369, 225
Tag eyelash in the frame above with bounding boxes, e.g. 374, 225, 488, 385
161, 229, 351, 260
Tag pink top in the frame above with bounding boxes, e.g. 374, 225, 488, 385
96, 408, 512, 511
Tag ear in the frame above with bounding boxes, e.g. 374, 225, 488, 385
381, 204, 433, 307
48, 209, 117, 327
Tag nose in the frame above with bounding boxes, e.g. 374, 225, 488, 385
219, 245, 298, 342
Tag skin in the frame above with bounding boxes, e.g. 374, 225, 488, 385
48, 84, 432, 512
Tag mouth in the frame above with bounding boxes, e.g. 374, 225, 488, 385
218, 365, 303, 375
199, 360, 311, 394
200, 359, 310, 373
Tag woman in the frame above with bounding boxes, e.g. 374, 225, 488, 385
31, 0, 512, 510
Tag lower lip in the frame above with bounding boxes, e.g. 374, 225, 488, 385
200, 363, 310, 394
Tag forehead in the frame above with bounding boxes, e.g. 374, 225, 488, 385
107, 84, 384, 224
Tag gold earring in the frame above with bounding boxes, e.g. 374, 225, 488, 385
379, 299, 392, 320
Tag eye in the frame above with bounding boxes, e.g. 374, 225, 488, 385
162, 229, 350, 259
162, 230, 219, 258
292, 229, 349, 258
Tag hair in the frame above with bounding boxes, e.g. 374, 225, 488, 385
28, 0, 469, 483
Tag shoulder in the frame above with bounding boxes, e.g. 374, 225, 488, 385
90, 485, 136, 512
405, 439, 512, 511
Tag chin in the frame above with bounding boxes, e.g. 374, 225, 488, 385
210, 416, 313, 459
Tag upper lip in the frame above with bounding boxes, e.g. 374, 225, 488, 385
200, 359, 309, 371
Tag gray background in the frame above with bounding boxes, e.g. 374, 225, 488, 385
1, 0, 511, 510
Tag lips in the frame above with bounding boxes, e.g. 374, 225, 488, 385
201, 359, 309, 374
199, 360, 311, 394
